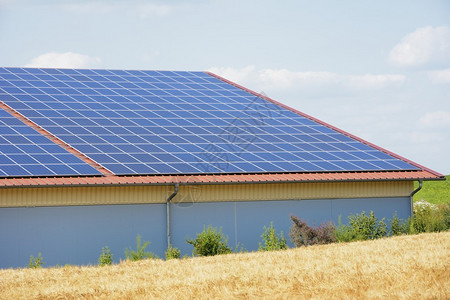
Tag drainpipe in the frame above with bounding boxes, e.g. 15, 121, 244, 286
409, 180, 422, 217
166, 183, 179, 249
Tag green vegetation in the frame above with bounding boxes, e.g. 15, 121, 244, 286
411, 203, 449, 233
28, 253, 44, 269
98, 246, 113, 266
165, 245, 181, 260
125, 235, 158, 261
258, 222, 287, 251
414, 175, 449, 204
186, 225, 232, 256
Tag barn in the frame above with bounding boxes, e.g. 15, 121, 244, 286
0, 67, 444, 268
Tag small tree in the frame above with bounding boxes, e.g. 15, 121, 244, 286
98, 246, 113, 266
186, 225, 232, 256
258, 222, 287, 251
28, 253, 44, 269
125, 235, 157, 261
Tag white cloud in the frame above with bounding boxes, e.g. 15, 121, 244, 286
428, 68, 450, 84
419, 111, 450, 128
208, 66, 405, 91
410, 131, 447, 143
25, 52, 101, 69
63, 1, 173, 18
258, 69, 338, 89
207, 66, 256, 85
389, 26, 450, 67
346, 74, 405, 89
138, 3, 172, 18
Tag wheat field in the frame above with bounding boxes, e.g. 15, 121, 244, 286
1, 232, 449, 299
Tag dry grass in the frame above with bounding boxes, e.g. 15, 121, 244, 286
1, 232, 449, 299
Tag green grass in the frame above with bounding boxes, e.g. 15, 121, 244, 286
414, 175, 449, 205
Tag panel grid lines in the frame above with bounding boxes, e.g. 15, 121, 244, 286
0, 67, 419, 176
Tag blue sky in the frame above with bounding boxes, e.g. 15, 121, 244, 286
1, 0, 449, 174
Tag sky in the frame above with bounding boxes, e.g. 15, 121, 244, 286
0, 0, 449, 175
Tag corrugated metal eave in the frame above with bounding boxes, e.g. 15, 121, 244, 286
0, 171, 443, 188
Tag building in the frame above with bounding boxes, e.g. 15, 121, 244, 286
0, 67, 444, 268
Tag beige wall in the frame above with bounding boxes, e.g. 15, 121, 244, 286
0, 181, 414, 207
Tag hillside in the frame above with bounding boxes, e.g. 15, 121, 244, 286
414, 175, 450, 204
0, 232, 449, 299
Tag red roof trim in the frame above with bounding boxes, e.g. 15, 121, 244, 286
0, 171, 443, 188
0, 101, 113, 176
204, 71, 444, 177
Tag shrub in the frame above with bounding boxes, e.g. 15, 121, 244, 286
348, 211, 387, 240
165, 245, 181, 260
125, 235, 158, 261
258, 222, 287, 251
289, 216, 336, 247
186, 225, 232, 256
335, 215, 363, 242
389, 213, 410, 236
411, 202, 448, 233
441, 204, 450, 230
28, 252, 44, 269
98, 246, 113, 266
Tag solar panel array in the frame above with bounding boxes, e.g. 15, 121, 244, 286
0, 107, 101, 177
0, 67, 418, 177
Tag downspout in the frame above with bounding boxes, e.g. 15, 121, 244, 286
409, 180, 422, 217
166, 183, 179, 249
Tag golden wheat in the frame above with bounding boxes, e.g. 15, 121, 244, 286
1, 232, 449, 299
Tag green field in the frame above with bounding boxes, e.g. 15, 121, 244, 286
414, 175, 449, 205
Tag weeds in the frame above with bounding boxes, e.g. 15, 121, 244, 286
28, 253, 44, 269
98, 246, 113, 266
165, 245, 181, 260
125, 235, 158, 261
411, 202, 449, 233
389, 213, 410, 236
258, 222, 287, 251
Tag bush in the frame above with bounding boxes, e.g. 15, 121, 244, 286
165, 245, 181, 260
125, 235, 158, 261
289, 216, 336, 247
389, 213, 410, 236
258, 222, 287, 251
411, 202, 448, 233
28, 252, 44, 269
348, 211, 387, 240
98, 246, 113, 266
186, 225, 232, 256
441, 204, 450, 230
335, 216, 363, 242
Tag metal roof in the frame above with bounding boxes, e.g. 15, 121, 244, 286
0, 170, 442, 188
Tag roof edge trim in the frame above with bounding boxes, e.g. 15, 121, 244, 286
205, 71, 444, 177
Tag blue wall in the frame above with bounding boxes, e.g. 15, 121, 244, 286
0, 197, 410, 268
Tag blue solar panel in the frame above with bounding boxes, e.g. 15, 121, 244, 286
0, 67, 419, 176
0, 107, 101, 177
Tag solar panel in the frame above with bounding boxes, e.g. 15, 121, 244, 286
0, 107, 102, 177
0, 67, 419, 176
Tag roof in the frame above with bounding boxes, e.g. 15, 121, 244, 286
0, 170, 440, 188
0, 67, 444, 187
